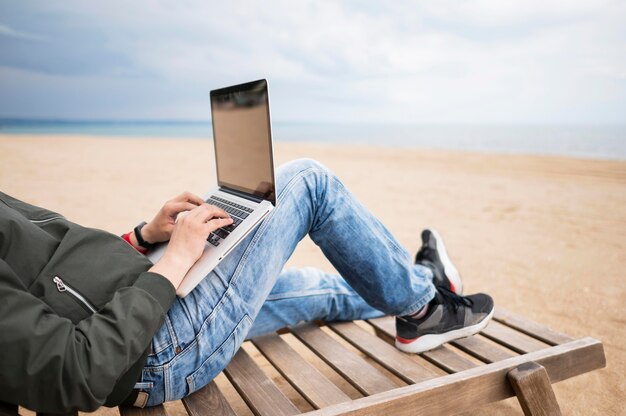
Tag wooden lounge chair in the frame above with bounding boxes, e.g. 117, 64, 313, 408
0, 308, 605, 416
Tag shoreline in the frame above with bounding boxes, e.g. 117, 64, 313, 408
3, 132, 626, 163
1, 134, 624, 414
2, 127, 625, 161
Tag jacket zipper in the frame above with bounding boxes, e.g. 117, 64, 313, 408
53, 276, 97, 314
29, 216, 65, 224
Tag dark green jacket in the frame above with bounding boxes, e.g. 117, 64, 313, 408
0, 192, 176, 413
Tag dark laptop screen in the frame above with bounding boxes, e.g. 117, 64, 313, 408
210, 79, 275, 205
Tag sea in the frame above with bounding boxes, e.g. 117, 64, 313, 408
1, 119, 625, 161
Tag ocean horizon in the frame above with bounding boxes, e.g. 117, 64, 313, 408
1, 119, 625, 161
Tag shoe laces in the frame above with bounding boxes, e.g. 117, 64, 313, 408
437, 285, 473, 312
416, 244, 433, 260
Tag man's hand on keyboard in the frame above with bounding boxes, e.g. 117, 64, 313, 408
143, 192, 205, 243
149, 203, 233, 289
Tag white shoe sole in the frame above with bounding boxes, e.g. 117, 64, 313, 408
395, 308, 494, 354
430, 229, 463, 295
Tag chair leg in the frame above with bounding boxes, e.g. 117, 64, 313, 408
507, 361, 562, 416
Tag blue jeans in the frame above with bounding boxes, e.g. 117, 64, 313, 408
138, 158, 435, 406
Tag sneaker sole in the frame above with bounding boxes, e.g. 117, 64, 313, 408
395, 308, 494, 354
430, 229, 463, 295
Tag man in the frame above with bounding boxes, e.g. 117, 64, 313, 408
0, 158, 493, 412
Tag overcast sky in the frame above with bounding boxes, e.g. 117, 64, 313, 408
0, 1, 624, 123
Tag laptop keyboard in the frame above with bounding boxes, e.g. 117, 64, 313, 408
205, 196, 254, 246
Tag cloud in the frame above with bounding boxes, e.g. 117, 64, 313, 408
0, 0, 624, 122
0, 22, 46, 41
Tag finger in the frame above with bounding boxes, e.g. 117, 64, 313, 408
188, 203, 228, 223
186, 203, 211, 220
174, 191, 204, 206
206, 216, 234, 231
167, 201, 199, 215
188, 193, 205, 205
176, 204, 205, 224
205, 204, 230, 219
191, 203, 230, 221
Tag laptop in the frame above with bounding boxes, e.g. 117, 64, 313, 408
148, 79, 276, 297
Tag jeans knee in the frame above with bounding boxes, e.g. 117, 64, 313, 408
284, 158, 330, 175
277, 158, 337, 193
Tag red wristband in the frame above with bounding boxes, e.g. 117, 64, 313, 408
122, 232, 149, 254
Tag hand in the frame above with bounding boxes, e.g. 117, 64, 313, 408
142, 192, 205, 243
149, 203, 233, 289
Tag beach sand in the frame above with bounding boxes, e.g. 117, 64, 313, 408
1, 134, 624, 415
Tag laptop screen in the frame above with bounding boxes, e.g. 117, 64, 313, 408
210, 79, 275, 205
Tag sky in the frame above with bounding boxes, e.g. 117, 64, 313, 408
0, 0, 625, 123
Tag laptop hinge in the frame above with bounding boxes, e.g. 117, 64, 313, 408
220, 187, 265, 203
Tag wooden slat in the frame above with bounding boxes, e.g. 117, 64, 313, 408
367, 316, 478, 373
251, 333, 350, 409
303, 337, 605, 416
508, 362, 563, 416
290, 323, 398, 395
481, 321, 549, 354
224, 348, 300, 416
451, 335, 516, 363
119, 405, 167, 416
182, 380, 237, 416
328, 322, 437, 384
495, 308, 574, 345
421, 345, 478, 372
365, 316, 396, 337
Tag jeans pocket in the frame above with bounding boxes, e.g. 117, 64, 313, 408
186, 314, 252, 394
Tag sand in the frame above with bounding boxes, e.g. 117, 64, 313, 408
1, 134, 624, 415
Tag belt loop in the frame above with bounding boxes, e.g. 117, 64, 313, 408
133, 392, 149, 408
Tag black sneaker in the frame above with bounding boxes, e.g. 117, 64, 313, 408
415, 229, 463, 294
395, 286, 494, 353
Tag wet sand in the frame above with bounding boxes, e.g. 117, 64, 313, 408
1, 134, 624, 415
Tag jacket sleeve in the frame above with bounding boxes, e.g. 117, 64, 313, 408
0, 259, 176, 413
